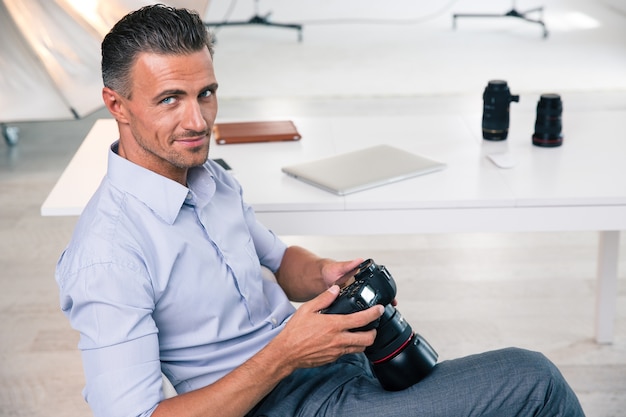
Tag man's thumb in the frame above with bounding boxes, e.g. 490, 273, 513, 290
313, 285, 340, 312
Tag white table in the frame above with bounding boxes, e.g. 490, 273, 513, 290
41, 111, 626, 343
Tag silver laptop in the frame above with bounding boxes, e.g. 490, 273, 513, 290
281, 144, 445, 195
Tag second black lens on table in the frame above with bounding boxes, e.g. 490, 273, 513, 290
533, 93, 563, 147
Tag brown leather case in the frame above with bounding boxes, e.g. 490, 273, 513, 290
212, 120, 302, 145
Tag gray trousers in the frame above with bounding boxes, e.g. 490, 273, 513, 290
248, 348, 585, 417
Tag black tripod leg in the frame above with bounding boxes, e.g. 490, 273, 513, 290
205, 13, 303, 41
453, 13, 505, 30
518, 7, 548, 38
452, 8, 548, 38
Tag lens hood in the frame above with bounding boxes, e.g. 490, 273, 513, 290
370, 332, 439, 391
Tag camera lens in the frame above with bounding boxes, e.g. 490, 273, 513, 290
482, 80, 520, 141
365, 305, 438, 391
532, 93, 563, 147
370, 332, 438, 391
365, 305, 413, 363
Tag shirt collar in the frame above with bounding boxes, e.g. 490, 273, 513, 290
187, 164, 216, 210
107, 141, 214, 224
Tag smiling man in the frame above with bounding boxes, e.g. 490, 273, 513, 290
102, 33, 218, 184
55, 5, 586, 417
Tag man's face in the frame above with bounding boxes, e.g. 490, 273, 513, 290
114, 48, 218, 183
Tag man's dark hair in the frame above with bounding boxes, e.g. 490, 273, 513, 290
101, 4, 214, 97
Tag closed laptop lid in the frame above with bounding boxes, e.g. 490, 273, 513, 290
281, 144, 445, 195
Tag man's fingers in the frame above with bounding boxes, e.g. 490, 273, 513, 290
331, 258, 364, 286
347, 305, 384, 329
323, 304, 384, 334
306, 285, 340, 313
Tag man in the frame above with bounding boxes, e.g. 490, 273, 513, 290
56, 5, 585, 417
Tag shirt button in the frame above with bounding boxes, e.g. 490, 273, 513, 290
271, 317, 278, 326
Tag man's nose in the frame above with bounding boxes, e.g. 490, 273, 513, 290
182, 101, 208, 132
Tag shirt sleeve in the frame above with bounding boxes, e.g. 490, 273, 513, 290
243, 200, 287, 273
57, 252, 163, 417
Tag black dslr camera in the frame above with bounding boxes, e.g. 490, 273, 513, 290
322, 259, 438, 391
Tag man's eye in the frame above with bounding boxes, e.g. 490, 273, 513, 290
200, 89, 213, 98
161, 97, 176, 104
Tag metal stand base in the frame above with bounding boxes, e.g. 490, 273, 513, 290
453, 6, 548, 38
205, 11, 302, 42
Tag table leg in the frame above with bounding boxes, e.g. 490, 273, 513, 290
595, 230, 620, 344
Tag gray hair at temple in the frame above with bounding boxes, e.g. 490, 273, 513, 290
101, 4, 215, 98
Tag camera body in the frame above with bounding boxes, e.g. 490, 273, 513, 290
322, 259, 438, 391
322, 259, 396, 322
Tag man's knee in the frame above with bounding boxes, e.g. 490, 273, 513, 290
502, 347, 583, 416
500, 347, 561, 386
510, 347, 562, 375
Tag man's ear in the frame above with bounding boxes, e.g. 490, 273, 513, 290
102, 87, 129, 123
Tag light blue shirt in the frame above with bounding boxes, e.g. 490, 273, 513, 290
56, 142, 295, 417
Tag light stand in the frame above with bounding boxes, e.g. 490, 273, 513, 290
204, 0, 303, 41
452, 1, 548, 38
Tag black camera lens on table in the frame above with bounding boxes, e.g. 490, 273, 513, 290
482, 80, 520, 141
321, 259, 438, 391
533, 93, 563, 147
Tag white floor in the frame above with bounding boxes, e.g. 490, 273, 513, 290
1, 0, 625, 416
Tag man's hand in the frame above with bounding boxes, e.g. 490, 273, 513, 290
321, 258, 364, 288
275, 246, 366, 301
269, 285, 384, 370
